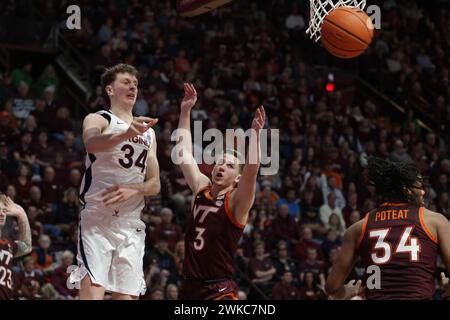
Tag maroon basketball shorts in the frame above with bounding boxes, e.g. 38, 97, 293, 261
179, 277, 239, 300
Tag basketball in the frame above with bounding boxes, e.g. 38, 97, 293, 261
320, 6, 374, 59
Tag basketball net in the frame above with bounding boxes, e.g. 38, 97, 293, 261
306, 0, 367, 42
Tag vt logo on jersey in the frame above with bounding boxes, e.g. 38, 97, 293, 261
193, 205, 219, 223
192, 205, 219, 251
0, 249, 13, 265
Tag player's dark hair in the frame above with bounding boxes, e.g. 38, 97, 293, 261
366, 157, 426, 206
100, 63, 138, 92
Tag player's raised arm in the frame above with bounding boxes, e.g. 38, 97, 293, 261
325, 220, 362, 299
142, 129, 161, 196
175, 83, 210, 194
433, 209, 450, 295
5, 197, 32, 257
83, 113, 158, 154
229, 106, 265, 226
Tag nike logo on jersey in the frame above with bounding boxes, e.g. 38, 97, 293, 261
117, 121, 125, 125
136, 228, 143, 232
218, 287, 227, 292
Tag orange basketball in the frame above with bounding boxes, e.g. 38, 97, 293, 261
320, 6, 374, 59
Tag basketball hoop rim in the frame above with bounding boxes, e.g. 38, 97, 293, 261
306, 0, 367, 42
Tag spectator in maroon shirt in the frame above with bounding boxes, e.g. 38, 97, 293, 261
52, 152, 68, 185
31, 99, 52, 129
33, 130, 54, 168
298, 247, 325, 288
14, 163, 33, 202
342, 192, 359, 227
286, 160, 303, 190
324, 246, 340, 276
62, 168, 82, 192
348, 210, 362, 226
321, 229, 341, 262
164, 283, 179, 300
0, 172, 8, 192
56, 131, 82, 169
26, 185, 51, 222
298, 271, 322, 300
26, 205, 43, 246
87, 85, 106, 112
13, 132, 36, 170
248, 241, 277, 297
55, 188, 80, 232
271, 271, 300, 300
0, 109, 17, 142
50, 250, 78, 299
16, 278, 42, 300
168, 166, 191, 215
149, 207, 182, 252
37, 165, 61, 205
435, 173, 450, 197
50, 106, 73, 140
0, 140, 17, 179
269, 204, 299, 248
241, 227, 267, 258
298, 206, 327, 240
21, 114, 38, 137
272, 241, 298, 282
14, 255, 45, 292
301, 175, 324, 208
436, 192, 449, 218
293, 226, 323, 262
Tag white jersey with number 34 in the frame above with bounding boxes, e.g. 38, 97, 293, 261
79, 110, 154, 218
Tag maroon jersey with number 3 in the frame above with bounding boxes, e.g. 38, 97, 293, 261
357, 203, 438, 300
0, 238, 18, 300
183, 186, 244, 281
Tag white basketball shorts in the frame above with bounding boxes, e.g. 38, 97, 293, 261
70, 209, 147, 296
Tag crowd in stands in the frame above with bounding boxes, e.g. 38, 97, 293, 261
0, 0, 448, 299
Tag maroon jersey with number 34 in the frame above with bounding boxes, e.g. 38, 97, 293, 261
0, 238, 18, 300
183, 187, 244, 281
357, 203, 438, 300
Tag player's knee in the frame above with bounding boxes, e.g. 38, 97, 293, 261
111, 292, 138, 300
79, 276, 105, 300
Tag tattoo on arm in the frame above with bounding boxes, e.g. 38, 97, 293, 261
14, 215, 32, 257
15, 240, 32, 257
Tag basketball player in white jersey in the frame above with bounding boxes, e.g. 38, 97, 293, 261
72, 64, 161, 300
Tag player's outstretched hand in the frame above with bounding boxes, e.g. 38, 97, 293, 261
341, 279, 362, 300
124, 117, 158, 139
101, 185, 139, 207
180, 83, 197, 113
251, 105, 266, 134
441, 272, 450, 300
4, 196, 26, 217
330, 280, 362, 300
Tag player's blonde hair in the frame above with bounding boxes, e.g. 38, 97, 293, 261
0, 193, 8, 206
216, 148, 245, 173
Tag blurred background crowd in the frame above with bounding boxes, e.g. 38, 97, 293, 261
0, 0, 448, 299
